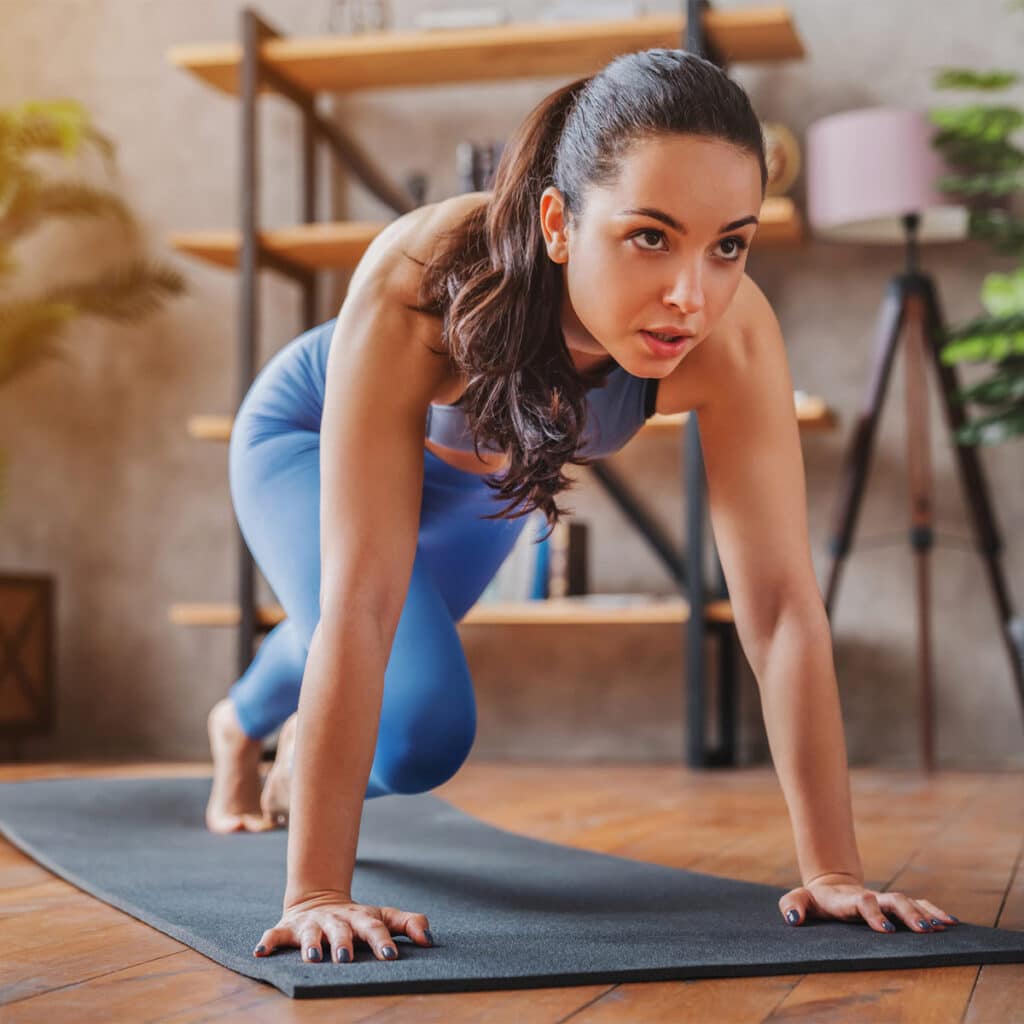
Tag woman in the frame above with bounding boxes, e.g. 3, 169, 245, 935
205, 49, 959, 965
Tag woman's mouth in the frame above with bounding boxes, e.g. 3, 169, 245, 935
639, 330, 693, 358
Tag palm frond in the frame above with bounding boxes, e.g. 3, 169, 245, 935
0, 99, 116, 167
0, 299, 77, 388
0, 178, 137, 246
44, 258, 186, 321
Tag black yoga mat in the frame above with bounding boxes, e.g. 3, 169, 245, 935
1, 775, 1022, 999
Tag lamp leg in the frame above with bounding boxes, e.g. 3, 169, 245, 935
903, 288, 937, 773
823, 278, 909, 619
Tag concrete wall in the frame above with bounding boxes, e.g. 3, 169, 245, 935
0, 0, 1021, 769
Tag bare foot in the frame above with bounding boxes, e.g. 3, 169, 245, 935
260, 711, 298, 828
205, 697, 270, 833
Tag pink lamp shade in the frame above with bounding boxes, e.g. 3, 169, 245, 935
806, 106, 970, 244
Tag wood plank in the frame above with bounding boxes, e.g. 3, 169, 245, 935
0, 916, 182, 1006
1, 949, 260, 1023
463, 595, 735, 625
965, 830, 1024, 1023
168, 221, 382, 271
166, 9, 805, 97
167, 595, 736, 629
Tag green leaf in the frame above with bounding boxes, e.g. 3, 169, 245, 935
967, 208, 1024, 258
935, 168, 1024, 197
932, 133, 1023, 173
948, 361, 1024, 405
953, 405, 1024, 446
929, 105, 1024, 142
932, 68, 1019, 91
980, 268, 1024, 317
940, 330, 1024, 363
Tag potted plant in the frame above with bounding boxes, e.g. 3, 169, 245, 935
0, 97, 185, 750
929, 1, 1024, 445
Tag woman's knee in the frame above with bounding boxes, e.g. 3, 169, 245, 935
373, 714, 477, 795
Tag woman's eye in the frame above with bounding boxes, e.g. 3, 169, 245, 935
632, 229, 666, 251
719, 236, 750, 260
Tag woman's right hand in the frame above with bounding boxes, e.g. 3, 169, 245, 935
253, 890, 434, 963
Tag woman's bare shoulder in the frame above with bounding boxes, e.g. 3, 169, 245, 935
339, 193, 490, 403
351, 191, 490, 304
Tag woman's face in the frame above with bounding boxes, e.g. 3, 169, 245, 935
540, 134, 763, 376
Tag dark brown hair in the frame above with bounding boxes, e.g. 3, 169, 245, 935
411, 48, 768, 539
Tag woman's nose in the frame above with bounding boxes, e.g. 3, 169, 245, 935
663, 266, 704, 314
664, 279, 704, 315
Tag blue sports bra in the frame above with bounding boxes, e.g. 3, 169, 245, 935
253, 317, 660, 459
425, 365, 659, 459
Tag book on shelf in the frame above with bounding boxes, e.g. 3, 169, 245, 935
478, 513, 590, 603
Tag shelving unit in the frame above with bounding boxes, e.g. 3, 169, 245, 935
167, 1, 828, 768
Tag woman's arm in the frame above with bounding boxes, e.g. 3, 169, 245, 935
686, 278, 958, 933
289, 257, 450, 895
691, 275, 862, 882
746, 600, 863, 886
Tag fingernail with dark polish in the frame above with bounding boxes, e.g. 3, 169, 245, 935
424, 929, 435, 945
254, 944, 265, 954
882, 920, 895, 932
339, 948, 351, 963
785, 909, 800, 925
950, 915, 960, 924
918, 920, 932, 930
383, 946, 398, 959
307, 946, 322, 961
930, 918, 943, 927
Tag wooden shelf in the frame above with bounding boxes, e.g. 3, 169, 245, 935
166, 9, 804, 97
187, 415, 235, 441
186, 388, 835, 443
168, 221, 382, 271
169, 595, 734, 629
462, 596, 734, 625
169, 197, 801, 273
647, 390, 837, 433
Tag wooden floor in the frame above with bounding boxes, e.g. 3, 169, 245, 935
0, 760, 1021, 1023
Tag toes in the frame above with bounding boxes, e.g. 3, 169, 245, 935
205, 809, 243, 833
242, 813, 274, 832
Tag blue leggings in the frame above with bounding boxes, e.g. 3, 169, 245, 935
226, 328, 530, 799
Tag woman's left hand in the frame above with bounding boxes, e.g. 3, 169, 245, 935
779, 872, 961, 933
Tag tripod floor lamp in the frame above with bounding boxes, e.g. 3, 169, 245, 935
805, 106, 1024, 772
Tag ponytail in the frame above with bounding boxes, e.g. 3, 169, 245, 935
414, 76, 605, 540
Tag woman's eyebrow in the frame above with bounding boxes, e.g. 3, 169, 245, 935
618, 207, 759, 233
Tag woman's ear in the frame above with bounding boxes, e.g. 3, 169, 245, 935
539, 186, 570, 264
